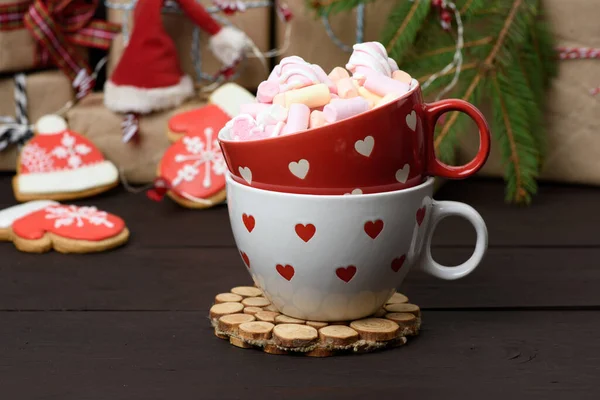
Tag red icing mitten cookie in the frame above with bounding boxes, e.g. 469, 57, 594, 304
13, 115, 119, 202
0, 201, 129, 254
167, 83, 256, 143
156, 122, 227, 209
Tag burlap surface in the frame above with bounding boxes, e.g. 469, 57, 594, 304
106, 0, 270, 90
65, 93, 206, 184
457, 0, 600, 185
274, 0, 397, 71
0, 70, 75, 170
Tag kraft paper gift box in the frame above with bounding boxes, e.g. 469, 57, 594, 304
106, 0, 271, 90
0, 70, 75, 170
274, 1, 397, 71
457, 0, 600, 186
65, 93, 205, 184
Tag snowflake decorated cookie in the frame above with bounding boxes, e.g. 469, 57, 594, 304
157, 123, 228, 209
0, 201, 129, 254
13, 115, 119, 202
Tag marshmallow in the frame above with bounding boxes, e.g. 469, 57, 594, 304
283, 103, 310, 135
228, 115, 259, 141
375, 93, 402, 108
323, 97, 370, 123
310, 110, 327, 129
328, 67, 350, 82
276, 56, 320, 91
284, 83, 331, 109
358, 86, 383, 104
273, 93, 286, 106
311, 63, 338, 94
336, 78, 359, 99
240, 103, 271, 118
256, 104, 288, 126
346, 42, 399, 78
363, 73, 410, 97
392, 70, 413, 84
257, 80, 280, 103
265, 121, 286, 137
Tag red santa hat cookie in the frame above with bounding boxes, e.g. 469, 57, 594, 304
156, 121, 228, 209
167, 83, 256, 142
0, 201, 129, 254
12, 115, 119, 202
104, 0, 250, 115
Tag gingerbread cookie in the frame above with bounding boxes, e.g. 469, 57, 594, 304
13, 115, 119, 202
157, 124, 227, 209
166, 83, 256, 143
0, 201, 129, 254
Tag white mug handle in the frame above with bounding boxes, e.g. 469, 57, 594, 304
419, 200, 488, 280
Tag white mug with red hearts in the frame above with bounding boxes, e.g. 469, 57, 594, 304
226, 174, 488, 322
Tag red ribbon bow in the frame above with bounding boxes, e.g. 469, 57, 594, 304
0, 0, 120, 97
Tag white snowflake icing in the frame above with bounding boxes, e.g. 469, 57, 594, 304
44, 205, 114, 229
171, 127, 227, 189
51, 132, 92, 169
20, 143, 55, 172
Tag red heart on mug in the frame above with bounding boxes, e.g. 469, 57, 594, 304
391, 255, 406, 272
240, 251, 250, 269
336, 266, 357, 283
416, 207, 426, 226
276, 264, 295, 281
295, 223, 316, 242
364, 220, 384, 239
242, 213, 255, 232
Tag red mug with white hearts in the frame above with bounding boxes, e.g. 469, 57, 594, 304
218, 80, 491, 195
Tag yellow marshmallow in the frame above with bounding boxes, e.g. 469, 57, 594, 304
375, 93, 402, 108
273, 93, 286, 106
336, 78, 359, 99
328, 67, 350, 82
309, 110, 327, 129
284, 84, 331, 109
392, 70, 413, 84
358, 86, 383, 104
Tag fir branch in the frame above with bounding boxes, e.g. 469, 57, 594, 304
417, 62, 478, 83
459, 0, 486, 16
307, 0, 379, 17
381, 0, 431, 63
416, 37, 494, 59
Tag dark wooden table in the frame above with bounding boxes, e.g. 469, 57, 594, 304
1, 173, 599, 399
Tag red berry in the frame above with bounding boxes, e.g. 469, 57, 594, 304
432, 0, 443, 9
441, 10, 452, 23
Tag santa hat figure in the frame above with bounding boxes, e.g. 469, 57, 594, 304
13, 115, 119, 202
104, 0, 249, 114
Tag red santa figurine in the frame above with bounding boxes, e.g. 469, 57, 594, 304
104, 0, 249, 115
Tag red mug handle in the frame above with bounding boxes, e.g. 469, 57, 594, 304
423, 99, 491, 179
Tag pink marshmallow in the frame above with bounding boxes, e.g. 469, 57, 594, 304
282, 103, 310, 135
363, 72, 410, 97
257, 80, 280, 103
323, 97, 370, 123
328, 67, 350, 82
336, 77, 358, 99
265, 121, 286, 137
311, 64, 338, 94
240, 103, 271, 118
392, 70, 412, 84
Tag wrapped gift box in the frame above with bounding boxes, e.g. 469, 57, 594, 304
458, 0, 600, 186
106, 0, 271, 90
0, 70, 75, 170
66, 93, 205, 184
274, 1, 396, 71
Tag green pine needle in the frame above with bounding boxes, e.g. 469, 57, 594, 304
381, 0, 431, 63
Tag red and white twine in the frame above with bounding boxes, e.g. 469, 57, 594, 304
557, 46, 600, 96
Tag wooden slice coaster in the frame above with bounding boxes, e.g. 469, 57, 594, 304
215, 293, 243, 304
306, 321, 328, 329
230, 336, 253, 348
238, 321, 274, 341
231, 286, 263, 297
275, 315, 305, 324
273, 324, 318, 348
387, 293, 409, 304
243, 307, 263, 315
209, 302, 244, 320
241, 297, 271, 308
208, 286, 419, 357
385, 303, 421, 317
350, 318, 399, 341
255, 311, 280, 323
218, 313, 256, 335
319, 325, 359, 347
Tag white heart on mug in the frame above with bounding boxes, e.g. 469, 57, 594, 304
406, 110, 417, 131
395, 164, 410, 183
238, 166, 253, 184
344, 188, 363, 196
354, 136, 375, 157
289, 159, 310, 180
